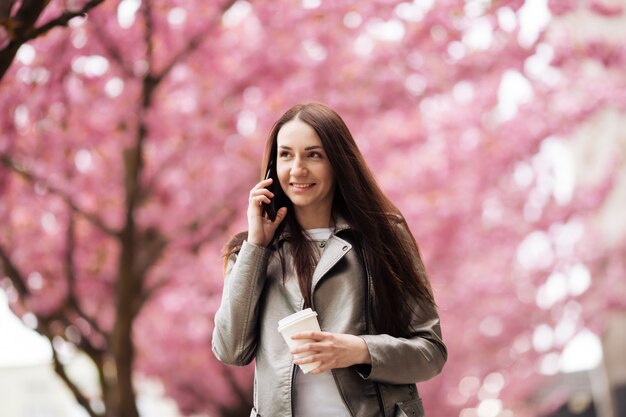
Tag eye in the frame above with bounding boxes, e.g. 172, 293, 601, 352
309, 151, 323, 158
278, 150, 291, 158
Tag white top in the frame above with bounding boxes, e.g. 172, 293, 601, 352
304, 227, 334, 241
293, 368, 350, 416
294, 227, 350, 416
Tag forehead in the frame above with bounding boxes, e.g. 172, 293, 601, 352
277, 119, 322, 147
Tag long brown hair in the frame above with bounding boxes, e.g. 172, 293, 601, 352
223, 103, 435, 337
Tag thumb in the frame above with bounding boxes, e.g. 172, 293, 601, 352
274, 207, 288, 225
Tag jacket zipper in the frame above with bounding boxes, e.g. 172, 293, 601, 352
290, 299, 306, 417
290, 237, 384, 416
360, 246, 386, 417
306, 244, 354, 416
289, 363, 297, 417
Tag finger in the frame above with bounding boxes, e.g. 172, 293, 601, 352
291, 344, 315, 355
308, 361, 331, 374
253, 178, 273, 189
291, 331, 327, 340
250, 195, 271, 206
294, 356, 329, 374
273, 207, 288, 224
293, 352, 323, 365
250, 189, 274, 200
292, 341, 334, 355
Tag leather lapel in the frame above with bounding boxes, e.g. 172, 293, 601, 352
311, 235, 352, 291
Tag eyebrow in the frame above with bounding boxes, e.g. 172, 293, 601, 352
278, 145, 324, 151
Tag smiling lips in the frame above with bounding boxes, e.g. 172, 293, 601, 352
291, 183, 315, 191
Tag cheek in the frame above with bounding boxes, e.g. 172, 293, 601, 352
276, 164, 290, 184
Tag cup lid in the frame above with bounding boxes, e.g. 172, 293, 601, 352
277, 308, 318, 331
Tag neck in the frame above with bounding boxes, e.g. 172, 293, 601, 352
294, 206, 333, 230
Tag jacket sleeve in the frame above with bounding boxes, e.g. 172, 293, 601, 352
211, 240, 271, 366
356, 219, 447, 384
357, 301, 447, 384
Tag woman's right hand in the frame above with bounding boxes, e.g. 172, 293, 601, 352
247, 178, 288, 247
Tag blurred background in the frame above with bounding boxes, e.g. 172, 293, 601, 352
1, 0, 625, 416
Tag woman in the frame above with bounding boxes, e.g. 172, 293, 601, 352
212, 103, 447, 417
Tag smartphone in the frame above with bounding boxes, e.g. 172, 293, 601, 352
262, 159, 285, 221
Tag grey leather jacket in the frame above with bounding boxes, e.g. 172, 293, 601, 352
212, 220, 447, 417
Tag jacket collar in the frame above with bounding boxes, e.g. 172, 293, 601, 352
275, 212, 352, 244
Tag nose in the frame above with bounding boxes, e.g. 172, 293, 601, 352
290, 156, 308, 176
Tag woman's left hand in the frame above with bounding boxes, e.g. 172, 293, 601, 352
290, 331, 372, 374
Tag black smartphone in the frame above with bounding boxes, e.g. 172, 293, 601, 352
262, 159, 285, 221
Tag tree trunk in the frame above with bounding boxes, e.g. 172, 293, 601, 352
108, 146, 143, 417
107, 234, 140, 417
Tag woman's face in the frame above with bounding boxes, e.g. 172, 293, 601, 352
276, 118, 336, 223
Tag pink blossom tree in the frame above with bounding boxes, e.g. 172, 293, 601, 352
1, 1, 625, 416
0, 0, 106, 80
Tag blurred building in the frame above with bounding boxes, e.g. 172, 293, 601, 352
537, 313, 626, 417
0, 290, 183, 417
536, 0, 626, 411
0, 363, 80, 417
0, 359, 184, 417
601, 313, 626, 417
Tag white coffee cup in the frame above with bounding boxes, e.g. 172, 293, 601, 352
278, 308, 322, 373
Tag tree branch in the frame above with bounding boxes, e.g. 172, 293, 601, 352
142, 0, 154, 72
89, 18, 135, 77
10, 0, 45, 31
63, 208, 109, 342
132, 207, 235, 314
132, 279, 167, 318
26, 0, 106, 41
178, 203, 240, 253
1, 214, 107, 358
0, 241, 29, 297
0, 0, 45, 80
1, 229, 107, 361
0, 153, 119, 237
0, 0, 106, 81
156, 0, 238, 81
0, 0, 17, 20
107, 3, 162, 416
50, 337, 101, 417
128, 227, 168, 318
